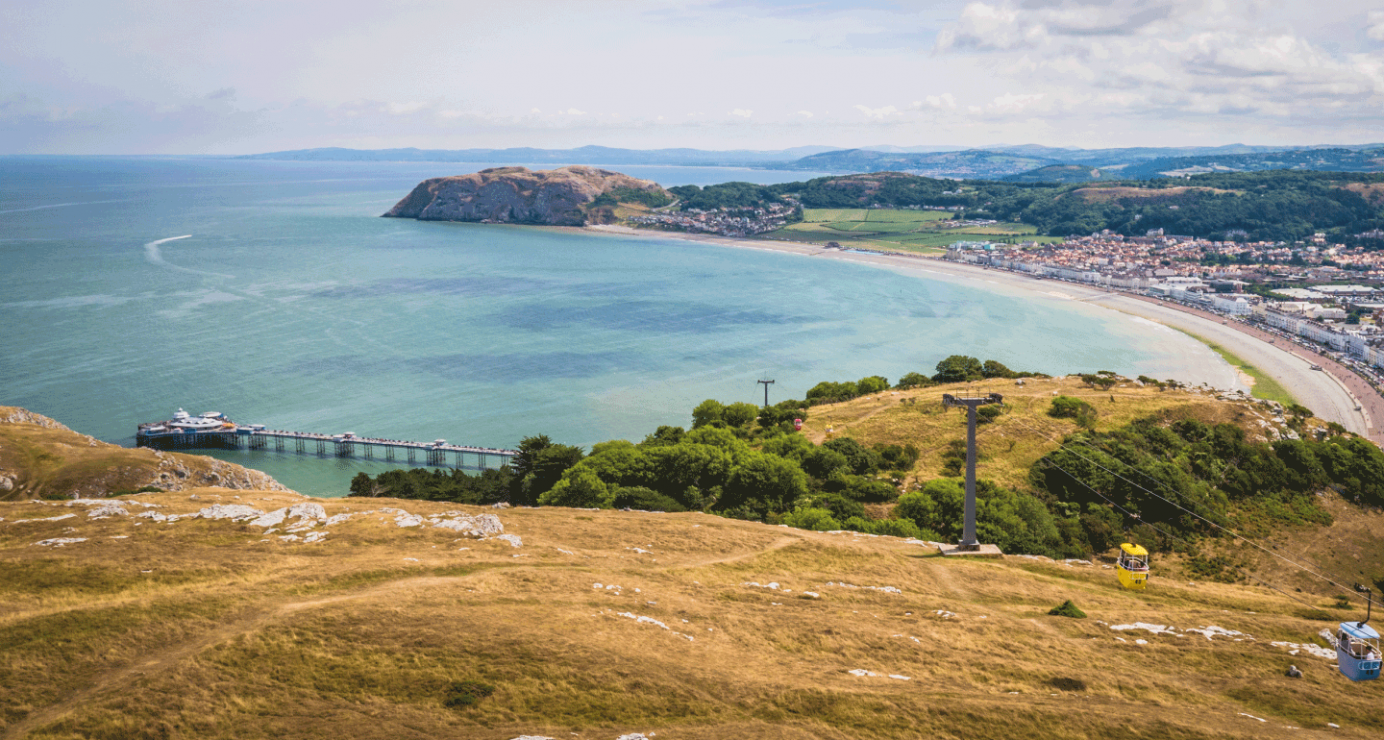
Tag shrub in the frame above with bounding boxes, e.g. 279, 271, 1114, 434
1048, 600, 1086, 619
445, 680, 495, 708
895, 372, 935, 389
782, 507, 842, 531
976, 404, 1004, 425
1048, 677, 1087, 691
610, 486, 686, 512
1048, 396, 1097, 428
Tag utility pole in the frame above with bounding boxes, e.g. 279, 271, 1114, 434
941, 392, 1004, 555
757, 378, 775, 408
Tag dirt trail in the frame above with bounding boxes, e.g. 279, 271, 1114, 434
678, 535, 803, 569
2, 572, 491, 739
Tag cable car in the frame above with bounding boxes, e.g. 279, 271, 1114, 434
1335, 622, 1381, 682
1116, 543, 1150, 590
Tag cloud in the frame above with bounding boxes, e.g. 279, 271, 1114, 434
562, 108, 586, 116
729, 108, 753, 118
854, 104, 899, 119
383, 101, 426, 115
796, 110, 814, 118
912, 93, 957, 110
206, 87, 236, 101
1368, 11, 1384, 41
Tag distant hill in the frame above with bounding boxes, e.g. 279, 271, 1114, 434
781, 149, 1059, 178
1003, 164, 1104, 184
383, 166, 670, 226
1112, 147, 1384, 179
239, 144, 838, 166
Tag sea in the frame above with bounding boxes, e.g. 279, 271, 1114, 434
0, 157, 1229, 496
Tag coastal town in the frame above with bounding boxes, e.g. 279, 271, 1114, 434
627, 200, 800, 237
945, 232, 1384, 391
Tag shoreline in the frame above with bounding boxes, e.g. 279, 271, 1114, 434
586, 224, 1379, 444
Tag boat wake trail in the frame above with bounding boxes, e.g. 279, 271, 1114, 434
143, 235, 234, 278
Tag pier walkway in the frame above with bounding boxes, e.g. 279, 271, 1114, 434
138, 427, 516, 472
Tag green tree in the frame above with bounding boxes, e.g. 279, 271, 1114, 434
510, 435, 585, 506
981, 360, 1013, 378
691, 399, 725, 428
540, 467, 609, 508
895, 372, 934, 389
933, 355, 983, 383
856, 375, 890, 394
722, 401, 760, 428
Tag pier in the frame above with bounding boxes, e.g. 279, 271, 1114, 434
137, 422, 516, 472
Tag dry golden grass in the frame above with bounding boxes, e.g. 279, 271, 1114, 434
800, 376, 1285, 490
3, 484, 1382, 740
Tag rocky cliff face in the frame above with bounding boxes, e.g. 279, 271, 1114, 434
382, 166, 667, 226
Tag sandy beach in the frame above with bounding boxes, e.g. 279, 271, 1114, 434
589, 225, 1379, 443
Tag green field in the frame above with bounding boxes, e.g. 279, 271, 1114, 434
1177, 329, 1299, 406
772, 208, 1061, 253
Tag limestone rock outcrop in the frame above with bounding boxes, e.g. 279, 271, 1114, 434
382, 166, 667, 226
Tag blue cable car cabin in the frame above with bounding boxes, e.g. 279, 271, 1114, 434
1336, 622, 1381, 682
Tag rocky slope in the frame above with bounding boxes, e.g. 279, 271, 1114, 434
0, 406, 289, 500
382, 165, 669, 226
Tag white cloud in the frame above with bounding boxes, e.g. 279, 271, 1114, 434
796, 110, 814, 118
854, 104, 900, 119
383, 101, 426, 115
562, 108, 586, 116
729, 108, 753, 118
1369, 11, 1384, 41
914, 94, 956, 110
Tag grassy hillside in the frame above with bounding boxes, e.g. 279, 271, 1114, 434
798, 376, 1298, 491
2, 488, 1381, 740
0, 407, 286, 501
769, 208, 1060, 253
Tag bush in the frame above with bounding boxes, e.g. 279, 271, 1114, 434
610, 486, 686, 512
782, 507, 842, 531
804, 492, 866, 522
847, 514, 924, 539
895, 372, 935, 389
1048, 396, 1097, 428
976, 404, 1004, 425
822, 437, 881, 475
444, 681, 495, 708
1048, 600, 1086, 619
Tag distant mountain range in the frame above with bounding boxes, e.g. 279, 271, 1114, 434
241, 143, 1384, 181
238, 145, 840, 166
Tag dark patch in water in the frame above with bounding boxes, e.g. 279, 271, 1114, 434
312, 276, 546, 298
284, 350, 657, 382
497, 299, 804, 334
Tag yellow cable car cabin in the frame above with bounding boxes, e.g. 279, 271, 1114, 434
1116, 543, 1150, 590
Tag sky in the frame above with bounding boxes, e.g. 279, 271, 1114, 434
2, 0, 1383, 154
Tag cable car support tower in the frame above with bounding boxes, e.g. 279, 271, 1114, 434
941, 392, 1005, 558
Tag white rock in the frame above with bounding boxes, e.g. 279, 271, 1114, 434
617, 612, 669, 630
433, 513, 504, 537
195, 504, 264, 521
847, 669, 879, 677
493, 533, 522, 548
250, 508, 288, 528
11, 513, 77, 524
34, 537, 87, 547
288, 502, 326, 520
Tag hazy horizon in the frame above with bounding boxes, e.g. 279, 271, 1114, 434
3, 1, 1382, 155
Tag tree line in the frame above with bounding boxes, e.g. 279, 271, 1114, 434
348, 358, 1384, 562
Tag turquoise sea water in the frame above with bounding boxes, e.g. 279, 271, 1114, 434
0, 157, 1223, 496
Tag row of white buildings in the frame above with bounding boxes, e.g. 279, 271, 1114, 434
945, 247, 1384, 373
